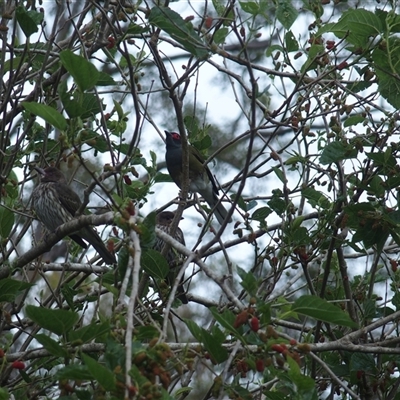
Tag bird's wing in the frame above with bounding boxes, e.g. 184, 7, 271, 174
190, 146, 219, 195
54, 182, 82, 216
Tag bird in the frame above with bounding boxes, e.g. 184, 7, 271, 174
32, 166, 116, 265
154, 211, 188, 304
164, 130, 231, 225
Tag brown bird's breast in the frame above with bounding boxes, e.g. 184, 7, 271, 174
32, 182, 73, 233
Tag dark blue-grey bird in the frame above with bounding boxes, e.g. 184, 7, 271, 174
165, 131, 231, 224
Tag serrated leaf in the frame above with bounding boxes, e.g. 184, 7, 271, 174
325, 9, 382, 47
56, 364, 92, 381
97, 72, 117, 86
209, 307, 241, 335
141, 249, 169, 280
320, 141, 358, 165
276, 0, 298, 30
60, 50, 100, 92
148, 6, 208, 59
16, 6, 43, 37
239, 1, 259, 15
35, 334, 69, 358
214, 27, 229, 45
272, 166, 287, 184
285, 30, 299, 52
0, 278, 31, 302
0, 206, 14, 239
344, 115, 366, 127
302, 187, 330, 209
25, 305, 79, 336
292, 295, 358, 328
184, 319, 203, 342
287, 356, 316, 392
22, 102, 67, 131
68, 321, 110, 343
82, 354, 116, 391
201, 329, 228, 364
251, 206, 272, 222
350, 352, 376, 373
237, 266, 258, 296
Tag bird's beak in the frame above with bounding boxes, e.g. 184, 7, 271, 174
165, 130, 171, 137
34, 167, 45, 176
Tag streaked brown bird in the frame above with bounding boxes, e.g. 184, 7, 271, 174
32, 166, 116, 265
154, 211, 188, 304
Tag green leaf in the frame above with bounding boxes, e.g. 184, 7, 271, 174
56, 364, 92, 381
68, 322, 110, 343
372, 38, 400, 109
322, 9, 382, 47
0, 279, 31, 302
237, 266, 258, 296
239, 1, 259, 16
154, 172, 173, 183
79, 93, 103, 119
0, 206, 14, 239
80, 130, 108, 152
292, 295, 358, 328
141, 249, 169, 280
0, 387, 9, 400
148, 6, 208, 59
212, 0, 226, 17
350, 353, 376, 374
344, 115, 366, 127
60, 50, 100, 92
285, 30, 299, 52
201, 329, 228, 364
25, 305, 79, 336
35, 334, 69, 358
82, 354, 116, 391
184, 319, 203, 342
214, 27, 229, 45
276, 0, 298, 30
302, 187, 331, 209
320, 141, 358, 165
268, 191, 287, 216
368, 175, 385, 198
22, 102, 67, 131
287, 356, 316, 392
251, 206, 272, 222
97, 72, 117, 86
272, 166, 287, 184
209, 307, 241, 335
16, 6, 43, 37
135, 326, 160, 341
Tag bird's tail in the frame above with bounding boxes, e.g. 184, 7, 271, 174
80, 226, 116, 264
202, 190, 232, 225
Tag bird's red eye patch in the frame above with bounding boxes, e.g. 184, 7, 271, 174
171, 133, 181, 140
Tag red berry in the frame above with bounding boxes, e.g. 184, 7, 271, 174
107, 36, 115, 49
204, 16, 213, 29
0, 349, 4, 358
326, 40, 335, 50
271, 344, 284, 353
250, 317, 260, 332
255, 359, 265, 372
123, 175, 132, 185
233, 311, 248, 329
11, 361, 25, 370
337, 61, 348, 70
290, 339, 297, 346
